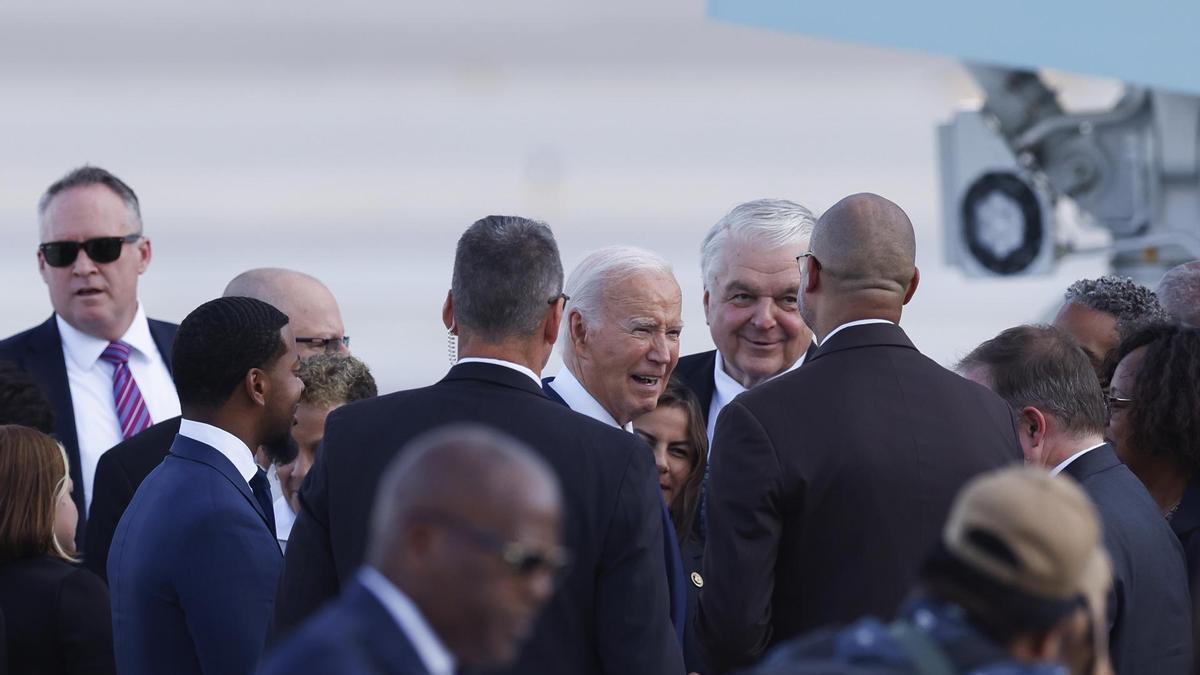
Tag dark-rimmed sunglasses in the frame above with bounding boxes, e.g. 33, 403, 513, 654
39, 234, 141, 268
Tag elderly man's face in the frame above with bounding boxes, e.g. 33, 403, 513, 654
1053, 302, 1119, 383
38, 184, 151, 341
573, 270, 683, 426
704, 238, 810, 388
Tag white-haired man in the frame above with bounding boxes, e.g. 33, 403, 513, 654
674, 199, 818, 445
542, 245, 688, 645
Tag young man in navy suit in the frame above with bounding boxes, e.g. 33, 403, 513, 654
263, 425, 566, 675
0, 166, 179, 545
108, 297, 303, 675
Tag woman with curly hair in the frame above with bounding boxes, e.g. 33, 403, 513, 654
1107, 324, 1200, 594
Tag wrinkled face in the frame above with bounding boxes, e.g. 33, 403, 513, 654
573, 270, 683, 425
704, 238, 810, 388
1053, 303, 1119, 385
633, 404, 697, 509
53, 474, 78, 552
1106, 346, 1144, 469
38, 184, 151, 340
277, 401, 336, 513
260, 325, 304, 459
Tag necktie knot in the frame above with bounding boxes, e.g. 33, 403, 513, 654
101, 341, 133, 365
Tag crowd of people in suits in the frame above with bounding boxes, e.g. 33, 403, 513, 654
1, 164, 1200, 675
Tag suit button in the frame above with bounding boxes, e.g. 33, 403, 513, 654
690, 572, 704, 588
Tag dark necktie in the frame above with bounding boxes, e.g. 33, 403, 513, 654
249, 469, 277, 538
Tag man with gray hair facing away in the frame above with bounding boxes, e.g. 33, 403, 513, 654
958, 324, 1192, 675
1156, 260, 1200, 328
261, 424, 568, 675
276, 216, 684, 675
675, 198, 818, 445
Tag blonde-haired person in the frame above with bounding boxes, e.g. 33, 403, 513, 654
0, 424, 116, 674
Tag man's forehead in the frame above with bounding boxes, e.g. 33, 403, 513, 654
40, 184, 137, 237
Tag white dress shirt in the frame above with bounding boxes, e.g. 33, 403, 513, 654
273, 495, 296, 553
58, 303, 181, 513
706, 346, 813, 450
1050, 442, 1107, 476
454, 357, 542, 387
547, 367, 633, 432
359, 567, 456, 675
177, 419, 259, 484
819, 318, 895, 345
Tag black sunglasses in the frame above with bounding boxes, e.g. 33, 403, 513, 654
417, 511, 572, 581
40, 234, 141, 268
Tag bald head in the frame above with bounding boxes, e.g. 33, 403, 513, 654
1156, 261, 1200, 328
223, 268, 347, 357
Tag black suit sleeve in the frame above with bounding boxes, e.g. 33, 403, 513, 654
84, 453, 134, 582
272, 444, 340, 639
57, 567, 117, 675
696, 399, 787, 673
596, 438, 685, 675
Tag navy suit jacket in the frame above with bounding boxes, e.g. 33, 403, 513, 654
1061, 444, 1193, 675
275, 362, 683, 675
108, 434, 282, 675
0, 314, 177, 544
260, 576, 431, 675
541, 377, 688, 643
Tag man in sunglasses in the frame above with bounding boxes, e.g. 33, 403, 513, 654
0, 165, 179, 546
262, 424, 567, 675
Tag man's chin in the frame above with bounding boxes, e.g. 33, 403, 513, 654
263, 433, 300, 466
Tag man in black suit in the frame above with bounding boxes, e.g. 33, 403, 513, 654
696, 193, 1023, 673
83, 267, 352, 581
263, 425, 567, 675
958, 324, 1193, 674
675, 199, 819, 442
276, 216, 684, 675
0, 166, 179, 545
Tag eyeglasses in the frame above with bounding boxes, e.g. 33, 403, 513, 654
1106, 394, 1134, 412
294, 336, 351, 353
417, 511, 572, 581
548, 292, 570, 306
796, 251, 822, 272
39, 234, 142, 267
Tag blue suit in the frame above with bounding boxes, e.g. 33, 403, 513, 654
108, 434, 282, 675
260, 576, 431, 675
0, 314, 177, 544
541, 377, 688, 643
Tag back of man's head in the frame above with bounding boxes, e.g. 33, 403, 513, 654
451, 216, 563, 343
958, 325, 1107, 440
811, 193, 916, 293
173, 297, 290, 410
0, 363, 54, 434
1156, 261, 1200, 328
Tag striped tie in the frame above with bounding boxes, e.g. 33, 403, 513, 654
100, 341, 152, 440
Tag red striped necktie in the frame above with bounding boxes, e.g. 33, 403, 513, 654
100, 341, 153, 440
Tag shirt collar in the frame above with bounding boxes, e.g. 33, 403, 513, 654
176, 418, 260, 483
57, 302, 155, 370
548, 367, 633, 432
359, 567, 457, 675
819, 318, 894, 346
454, 357, 541, 387
1050, 442, 1107, 476
712, 340, 813, 398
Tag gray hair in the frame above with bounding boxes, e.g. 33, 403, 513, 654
39, 165, 143, 234
700, 198, 816, 289
1156, 262, 1200, 328
957, 325, 1107, 437
451, 215, 563, 342
561, 245, 675, 347
1063, 275, 1172, 341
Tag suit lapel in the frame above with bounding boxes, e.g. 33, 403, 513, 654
147, 320, 179, 376
346, 580, 433, 675
26, 316, 86, 536
168, 434, 276, 539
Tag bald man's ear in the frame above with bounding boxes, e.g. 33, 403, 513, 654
803, 256, 820, 293
902, 266, 920, 305
442, 290, 456, 334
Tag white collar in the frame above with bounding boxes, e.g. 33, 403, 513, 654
1050, 442, 1107, 476
819, 319, 894, 346
454, 357, 541, 387
712, 341, 812, 397
57, 302, 155, 370
359, 567, 457, 675
176, 418, 259, 483
548, 367, 633, 432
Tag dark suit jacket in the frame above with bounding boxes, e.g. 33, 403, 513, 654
260, 576, 431, 675
673, 342, 819, 426
0, 315, 177, 543
0, 554, 115, 675
1171, 477, 1200, 608
540, 376, 688, 645
108, 434, 283, 675
1062, 444, 1192, 675
696, 322, 1022, 673
680, 535, 706, 674
83, 416, 182, 582
275, 362, 684, 675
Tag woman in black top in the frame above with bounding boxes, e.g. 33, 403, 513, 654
0, 425, 115, 675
